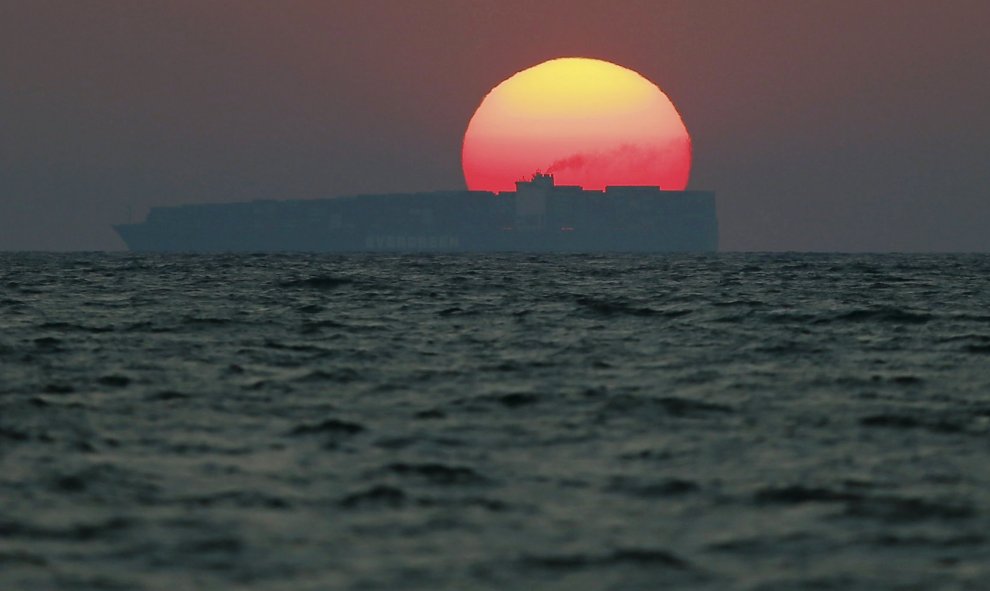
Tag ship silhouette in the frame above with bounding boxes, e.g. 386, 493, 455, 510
115, 173, 718, 252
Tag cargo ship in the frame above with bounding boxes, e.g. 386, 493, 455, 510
114, 173, 718, 252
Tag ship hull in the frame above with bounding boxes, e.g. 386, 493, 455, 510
115, 188, 718, 253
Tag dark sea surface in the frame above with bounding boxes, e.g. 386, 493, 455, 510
1, 253, 989, 590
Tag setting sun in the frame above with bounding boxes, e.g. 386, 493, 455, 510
462, 57, 692, 192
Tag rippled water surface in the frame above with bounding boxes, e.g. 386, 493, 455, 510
2, 253, 989, 590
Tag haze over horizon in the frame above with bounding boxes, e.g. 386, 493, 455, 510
2, 1, 989, 252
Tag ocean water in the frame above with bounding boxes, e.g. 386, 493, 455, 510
1, 253, 989, 590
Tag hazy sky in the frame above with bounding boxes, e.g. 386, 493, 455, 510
2, 0, 989, 251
